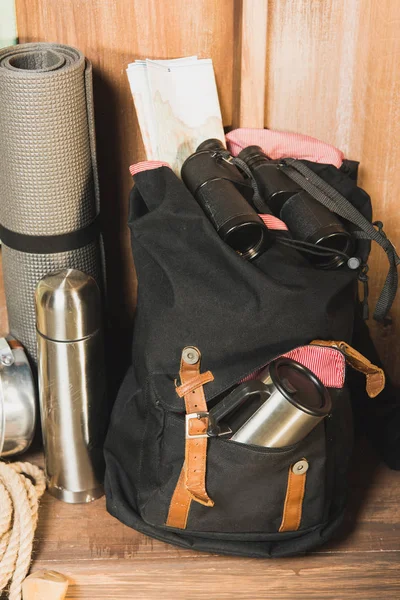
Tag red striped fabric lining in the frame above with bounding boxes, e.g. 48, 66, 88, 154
226, 128, 344, 168
129, 129, 343, 176
130, 161, 170, 176
259, 214, 288, 231
242, 345, 345, 388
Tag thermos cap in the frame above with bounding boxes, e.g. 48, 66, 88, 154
35, 269, 101, 341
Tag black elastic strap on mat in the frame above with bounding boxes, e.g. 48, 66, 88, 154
0, 216, 101, 254
279, 158, 400, 322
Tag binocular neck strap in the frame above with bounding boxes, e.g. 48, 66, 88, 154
280, 158, 400, 323
213, 149, 266, 212
230, 155, 265, 212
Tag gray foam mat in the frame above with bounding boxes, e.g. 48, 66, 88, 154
0, 43, 103, 362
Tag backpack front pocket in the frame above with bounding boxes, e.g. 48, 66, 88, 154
140, 409, 328, 535
181, 416, 326, 534
139, 343, 349, 535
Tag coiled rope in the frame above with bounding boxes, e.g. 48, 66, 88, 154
0, 461, 46, 600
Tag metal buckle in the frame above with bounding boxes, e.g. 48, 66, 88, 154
185, 412, 209, 439
210, 149, 233, 164
185, 412, 232, 438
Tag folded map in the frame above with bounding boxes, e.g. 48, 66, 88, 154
127, 56, 225, 175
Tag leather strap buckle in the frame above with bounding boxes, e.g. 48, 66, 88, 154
185, 412, 210, 439
167, 347, 215, 527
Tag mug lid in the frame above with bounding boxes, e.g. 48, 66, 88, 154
269, 357, 332, 417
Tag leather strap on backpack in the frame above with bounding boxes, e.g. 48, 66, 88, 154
279, 459, 309, 532
311, 340, 385, 398
166, 347, 214, 529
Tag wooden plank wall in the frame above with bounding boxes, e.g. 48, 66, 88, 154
15, 0, 400, 383
266, 0, 400, 382
15, 0, 236, 351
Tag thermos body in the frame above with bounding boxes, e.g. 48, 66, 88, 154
36, 269, 107, 503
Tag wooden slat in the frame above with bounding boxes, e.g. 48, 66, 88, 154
30, 555, 400, 599
234, 0, 268, 128
0, 254, 9, 335
31, 492, 400, 563
14, 0, 236, 365
265, 0, 400, 384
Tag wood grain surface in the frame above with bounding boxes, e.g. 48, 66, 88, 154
234, 0, 268, 128
28, 555, 400, 600
23, 440, 400, 599
266, 0, 400, 383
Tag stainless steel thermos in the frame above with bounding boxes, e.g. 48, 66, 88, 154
227, 358, 332, 447
36, 269, 107, 503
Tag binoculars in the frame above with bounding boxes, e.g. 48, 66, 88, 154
181, 139, 354, 269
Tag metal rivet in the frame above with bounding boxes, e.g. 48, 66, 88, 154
182, 347, 200, 365
347, 257, 361, 270
292, 459, 309, 475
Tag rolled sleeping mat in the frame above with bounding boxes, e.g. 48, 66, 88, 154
0, 43, 104, 363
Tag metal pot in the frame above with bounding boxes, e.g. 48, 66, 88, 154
0, 336, 36, 457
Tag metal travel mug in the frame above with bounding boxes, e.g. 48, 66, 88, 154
36, 269, 107, 503
231, 358, 331, 447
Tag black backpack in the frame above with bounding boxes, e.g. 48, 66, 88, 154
104, 158, 395, 558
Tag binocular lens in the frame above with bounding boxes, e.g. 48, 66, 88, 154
311, 232, 354, 268
223, 222, 266, 260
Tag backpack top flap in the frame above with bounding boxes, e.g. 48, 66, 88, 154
128, 165, 364, 412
